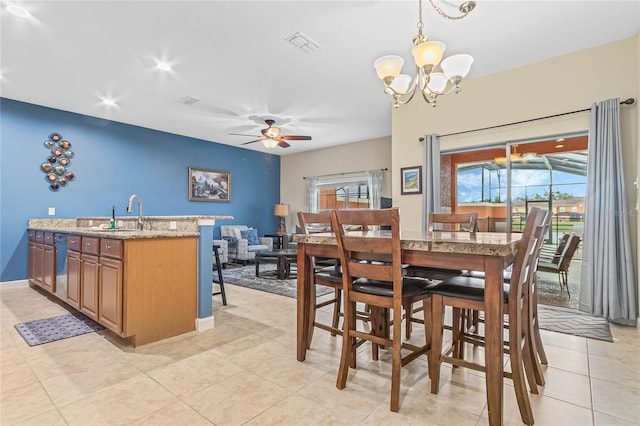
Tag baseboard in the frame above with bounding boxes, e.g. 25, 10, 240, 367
195, 315, 215, 331
0, 279, 29, 290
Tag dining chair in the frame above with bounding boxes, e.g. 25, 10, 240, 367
459, 209, 552, 392
404, 212, 478, 338
428, 207, 546, 425
297, 211, 344, 342
331, 207, 435, 412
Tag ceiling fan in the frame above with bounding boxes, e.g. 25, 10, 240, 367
230, 119, 311, 149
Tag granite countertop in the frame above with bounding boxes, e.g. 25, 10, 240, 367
28, 215, 234, 240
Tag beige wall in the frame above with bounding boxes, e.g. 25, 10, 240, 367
280, 136, 392, 231
393, 36, 638, 233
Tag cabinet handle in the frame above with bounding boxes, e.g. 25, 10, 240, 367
105, 245, 111, 249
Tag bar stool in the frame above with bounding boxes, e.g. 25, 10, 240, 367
213, 244, 227, 305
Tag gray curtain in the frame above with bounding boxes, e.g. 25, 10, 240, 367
579, 98, 637, 325
368, 169, 384, 209
304, 176, 318, 213
422, 134, 441, 231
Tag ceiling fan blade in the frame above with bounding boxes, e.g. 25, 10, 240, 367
280, 135, 312, 141
241, 139, 262, 145
230, 133, 260, 137
277, 140, 290, 148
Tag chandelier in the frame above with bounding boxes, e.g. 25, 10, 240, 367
373, 0, 476, 108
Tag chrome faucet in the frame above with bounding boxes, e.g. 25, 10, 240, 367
126, 194, 144, 230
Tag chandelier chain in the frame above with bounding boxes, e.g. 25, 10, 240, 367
417, 0, 424, 34
428, 0, 472, 20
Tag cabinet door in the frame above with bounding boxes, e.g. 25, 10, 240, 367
34, 243, 44, 287
67, 250, 81, 309
43, 244, 56, 293
80, 254, 100, 321
28, 242, 36, 281
99, 257, 123, 334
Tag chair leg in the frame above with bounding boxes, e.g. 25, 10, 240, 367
212, 246, 227, 306
404, 302, 413, 339
509, 311, 535, 425
331, 288, 341, 337
390, 304, 403, 412
429, 295, 445, 394
423, 297, 433, 379
337, 300, 356, 390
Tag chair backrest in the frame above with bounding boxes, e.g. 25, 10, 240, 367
331, 208, 403, 300
509, 208, 546, 303
550, 233, 571, 264
297, 211, 333, 234
429, 212, 478, 232
557, 234, 581, 272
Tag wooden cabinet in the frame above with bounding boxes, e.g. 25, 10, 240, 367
66, 249, 81, 309
29, 229, 197, 346
28, 231, 56, 292
98, 239, 123, 334
80, 254, 100, 321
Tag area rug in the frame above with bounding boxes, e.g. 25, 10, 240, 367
222, 264, 333, 299
14, 312, 104, 346
537, 277, 579, 310
537, 305, 613, 342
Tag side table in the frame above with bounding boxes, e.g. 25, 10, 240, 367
264, 234, 285, 250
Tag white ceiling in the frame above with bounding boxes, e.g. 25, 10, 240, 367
2, 1, 639, 155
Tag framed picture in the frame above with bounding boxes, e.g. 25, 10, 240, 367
189, 167, 231, 202
400, 166, 422, 195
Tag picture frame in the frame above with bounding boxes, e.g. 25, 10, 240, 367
188, 167, 231, 202
400, 166, 422, 195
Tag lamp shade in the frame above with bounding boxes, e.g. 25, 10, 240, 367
262, 138, 279, 149
274, 203, 290, 217
441, 54, 473, 79
373, 55, 404, 80
412, 41, 446, 67
389, 74, 412, 94
426, 72, 447, 93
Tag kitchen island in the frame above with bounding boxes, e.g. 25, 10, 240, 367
28, 215, 232, 346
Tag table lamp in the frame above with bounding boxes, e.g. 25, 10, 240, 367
274, 203, 290, 235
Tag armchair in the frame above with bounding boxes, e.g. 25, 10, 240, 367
220, 225, 273, 264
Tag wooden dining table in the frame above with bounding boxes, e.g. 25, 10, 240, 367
294, 229, 522, 426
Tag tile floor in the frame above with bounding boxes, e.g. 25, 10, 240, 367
1, 283, 639, 425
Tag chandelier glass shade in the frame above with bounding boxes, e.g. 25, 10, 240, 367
373, 0, 475, 108
262, 138, 279, 149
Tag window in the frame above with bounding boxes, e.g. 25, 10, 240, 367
572, 207, 578, 212
559, 207, 566, 212
317, 179, 370, 210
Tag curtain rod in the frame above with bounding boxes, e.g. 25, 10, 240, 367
303, 168, 388, 179
422, 97, 635, 139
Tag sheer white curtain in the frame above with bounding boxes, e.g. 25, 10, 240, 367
368, 169, 384, 209
304, 176, 318, 213
579, 98, 637, 325
422, 134, 441, 231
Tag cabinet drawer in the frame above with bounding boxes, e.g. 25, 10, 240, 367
35, 231, 44, 243
28, 230, 36, 241
82, 237, 100, 255
44, 232, 55, 245
100, 239, 123, 259
68, 235, 82, 251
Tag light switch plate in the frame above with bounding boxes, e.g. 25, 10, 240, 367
169, 221, 177, 230
48, 207, 55, 216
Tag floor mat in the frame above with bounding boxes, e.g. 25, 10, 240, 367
222, 264, 332, 299
14, 312, 104, 346
537, 305, 613, 342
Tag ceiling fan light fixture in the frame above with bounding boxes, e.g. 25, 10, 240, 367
262, 138, 279, 149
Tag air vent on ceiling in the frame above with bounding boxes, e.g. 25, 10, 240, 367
285, 32, 321, 54
180, 96, 200, 105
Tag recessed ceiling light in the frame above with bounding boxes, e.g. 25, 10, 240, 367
100, 98, 117, 107
7, 4, 31, 18
155, 61, 172, 71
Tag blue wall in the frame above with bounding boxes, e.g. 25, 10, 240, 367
0, 98, 281, 281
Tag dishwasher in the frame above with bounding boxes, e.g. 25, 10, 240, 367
54, 233, 68, 300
